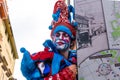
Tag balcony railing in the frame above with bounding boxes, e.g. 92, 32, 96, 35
6, 69, 12, 77
1, 64, 7, 71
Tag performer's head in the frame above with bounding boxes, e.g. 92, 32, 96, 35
50, 22, 76, 50
49, 0, 77, 51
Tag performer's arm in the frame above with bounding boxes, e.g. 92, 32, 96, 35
31, 50, 54, 61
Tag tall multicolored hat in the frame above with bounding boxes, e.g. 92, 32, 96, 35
49, 0, 77, 40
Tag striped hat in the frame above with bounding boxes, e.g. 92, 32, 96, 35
49, 0, 77, 40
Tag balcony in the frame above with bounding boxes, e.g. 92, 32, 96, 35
0, 54, 3, 63
2, 56, 8, 66
1, 64, 7, 71
9, 77, 17, 80
6, 69, 12, 77
0, 33, 2, 43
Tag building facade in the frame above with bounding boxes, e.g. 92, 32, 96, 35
0, 0, 18, 80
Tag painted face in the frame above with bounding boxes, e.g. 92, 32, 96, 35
53, 31, 71, 50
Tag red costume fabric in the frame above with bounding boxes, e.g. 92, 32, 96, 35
30, 47, 77, 80
31, 48, 54, 61
44, 67, 76, 80
53, 0, 69, 24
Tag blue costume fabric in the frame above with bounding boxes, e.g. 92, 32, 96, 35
20, 39, 77, 80
20, 48, 42, 80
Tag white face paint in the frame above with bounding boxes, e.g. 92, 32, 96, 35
52, 31, 71, 50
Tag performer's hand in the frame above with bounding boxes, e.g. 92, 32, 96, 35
68, 64, 77, 78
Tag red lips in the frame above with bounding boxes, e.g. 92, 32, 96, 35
57, 42, 64, 45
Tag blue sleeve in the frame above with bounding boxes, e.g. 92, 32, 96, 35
20, 47, 42, 80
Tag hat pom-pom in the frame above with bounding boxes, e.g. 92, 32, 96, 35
73, 22, 78, 27
49, 25, 53, 30
72, 20, 78, 28
52, 9, 61, 21
52, 14, 59, 22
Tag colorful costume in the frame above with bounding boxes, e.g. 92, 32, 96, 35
20, 40, 77, 80
20, 0, 78, 80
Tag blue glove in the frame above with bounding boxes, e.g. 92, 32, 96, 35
20, 47, 42, 80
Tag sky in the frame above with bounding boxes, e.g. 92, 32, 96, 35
6, 0, 57, 79
6, 0, 74, 79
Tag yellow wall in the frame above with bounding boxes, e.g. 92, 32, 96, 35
0, 4, 18, 80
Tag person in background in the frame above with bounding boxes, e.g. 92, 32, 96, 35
20, 0, 78, 80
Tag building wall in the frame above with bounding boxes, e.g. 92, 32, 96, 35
0, 0, 18, 80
